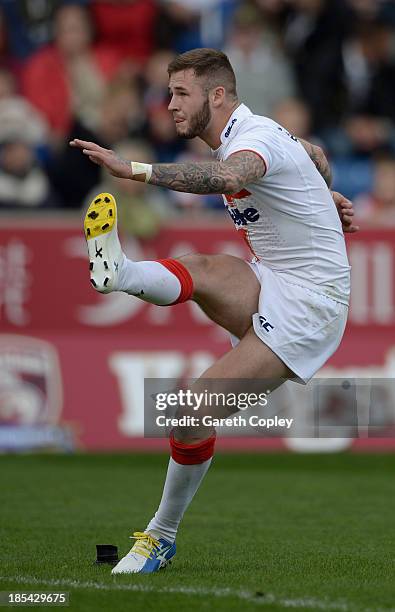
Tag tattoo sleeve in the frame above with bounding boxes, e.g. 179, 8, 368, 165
299, 138, 332, 187
148, 151, 266, 194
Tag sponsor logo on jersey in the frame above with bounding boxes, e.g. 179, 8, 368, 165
259, 316, 274, 332
224, 118, 237, 138
227, 206, 260, 226
277, 126, 298, 142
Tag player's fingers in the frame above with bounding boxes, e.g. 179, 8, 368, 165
71, 139, 98, 149
341, 208, 354, 216
69, 139, 94, 149
70, 139, 111, 153
332, 192, 354, 212
344, 224, 360, 233
83, 149, 106, 164
331, 191, 344, 203
337, 196, 352, 208
88, 155, 102, 165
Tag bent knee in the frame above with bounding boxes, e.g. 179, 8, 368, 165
178, 253, 212, 275
177, 253, 214, 294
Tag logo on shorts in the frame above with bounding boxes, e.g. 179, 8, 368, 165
259, 316, 274, 332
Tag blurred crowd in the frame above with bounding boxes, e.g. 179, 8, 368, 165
1, 0, 395, 236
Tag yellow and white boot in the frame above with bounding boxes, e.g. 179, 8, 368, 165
83, 192, 124, 293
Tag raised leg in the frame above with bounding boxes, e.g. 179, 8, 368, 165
86, 194, 293, 574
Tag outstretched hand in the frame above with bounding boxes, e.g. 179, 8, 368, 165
69, 139, 132, 180
331, 191, 359, 233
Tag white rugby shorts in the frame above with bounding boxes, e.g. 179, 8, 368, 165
231, 261, 348, 384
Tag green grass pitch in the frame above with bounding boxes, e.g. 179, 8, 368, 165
0, 452, 394, 611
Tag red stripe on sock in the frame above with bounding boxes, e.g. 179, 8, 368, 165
170, 432, 216, 465
157, 258, 194, 304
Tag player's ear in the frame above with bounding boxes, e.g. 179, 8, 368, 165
211, 86, 225, 108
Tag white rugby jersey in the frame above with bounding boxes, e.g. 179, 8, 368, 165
213, 104, 351, 305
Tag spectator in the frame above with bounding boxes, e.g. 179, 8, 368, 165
0, 69, 48, 141
225, 4, 296, 118
343, 17, 395, 123
147, 102, 185, 162
253, 0, 286, 22
144, 50, 176, 111
142, 49, 184, 161
348, 0, 395, 22
0, 137, 58, 209
344, 115, 395, 155
90, 0, 158, 67
0, 67, 52, 170
0, 65, 12, 96
21, 3, 121, 144
157, 0, 238, 53
50, 82, 146, 207
325, 115, 395, 200
354, 153, 395, 226
283, 0, 353, 130
273, 97, 313, 140
85, 139, 173, 239
0, 66, 56, 209
0, 6, 20, 77
0, 0, 67, 61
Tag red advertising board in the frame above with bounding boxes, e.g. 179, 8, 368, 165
0, 216, 394, 451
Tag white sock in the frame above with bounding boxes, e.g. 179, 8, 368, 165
145, 457, 212, 543
117, 258, 181, 305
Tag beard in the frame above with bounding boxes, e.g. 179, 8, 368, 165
178, 96, 211, 139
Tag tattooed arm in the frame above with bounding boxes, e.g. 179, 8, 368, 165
299, 138, 332, 187
148, 151, 266, 194
68, 139, 265, 195
70, 137, 358, 231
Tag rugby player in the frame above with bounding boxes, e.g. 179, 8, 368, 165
70, 48, 357, 574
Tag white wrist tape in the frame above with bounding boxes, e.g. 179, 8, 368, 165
130, 161, 152, 183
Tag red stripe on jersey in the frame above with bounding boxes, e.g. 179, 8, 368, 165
224, 188, 251, 207
225, 188, 251, 201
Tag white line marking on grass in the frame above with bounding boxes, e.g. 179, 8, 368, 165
0, 575, 392, 612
